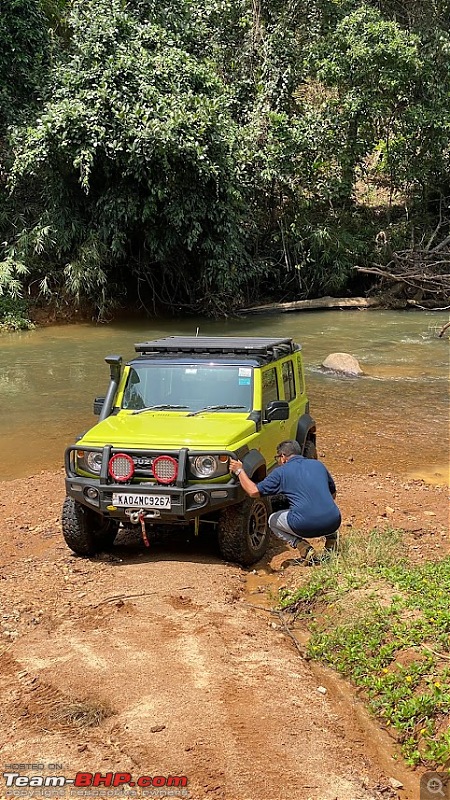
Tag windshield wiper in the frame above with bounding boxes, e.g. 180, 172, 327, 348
132, 404, 188, 415
187, 405, 245, 417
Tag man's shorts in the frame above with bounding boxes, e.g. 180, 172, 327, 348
268, 510, 299, 547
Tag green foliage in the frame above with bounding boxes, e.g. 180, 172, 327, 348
0, 0, 50, 128
281, 532, 450, 769
7, 0, 250, 312
0, 256, 29, 297
310, 5, 422, 200
2, 0, 450, 314
0, 255, 33, 328
0, 294, 34, 330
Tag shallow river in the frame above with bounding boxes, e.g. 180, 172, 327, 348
1, 310, 448, 483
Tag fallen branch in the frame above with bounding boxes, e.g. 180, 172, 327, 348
274, 609, 308, 659
92, 591, 158, 608
242, 602, 278, 614
438, 321, 450, 338
243, 603, 308, 658
355, 260, 450, 303
422, 645, 450, 661
240, 296, 381, 314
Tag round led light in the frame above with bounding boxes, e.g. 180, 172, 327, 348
192, 455, 217, 477
86, 487, 99, 500
153, 455, 178, 485
109, 453, 134, 482
86, 451, 102, 474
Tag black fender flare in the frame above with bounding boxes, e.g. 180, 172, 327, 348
296, 413, 316, 452
241, 449, 267, 483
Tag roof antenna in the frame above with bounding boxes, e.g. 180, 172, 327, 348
195, 327, 199, 337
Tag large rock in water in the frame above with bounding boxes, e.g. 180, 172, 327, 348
322, 353, 363, 376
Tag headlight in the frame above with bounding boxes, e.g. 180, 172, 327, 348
86, 451, 103, 474
191, 455, 218, 478
76, 449, 103, 475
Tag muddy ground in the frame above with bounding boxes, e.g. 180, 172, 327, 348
0, 470, 448, 800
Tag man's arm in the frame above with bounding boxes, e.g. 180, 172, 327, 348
229, 458, 260, 498
326, 468, 337, 498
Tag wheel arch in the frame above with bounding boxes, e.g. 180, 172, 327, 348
241, 448, 267, 483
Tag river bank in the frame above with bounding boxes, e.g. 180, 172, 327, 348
3, 293, 449, 333
0, 469, 448, 800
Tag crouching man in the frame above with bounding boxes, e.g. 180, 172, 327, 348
229, 439, 341, 564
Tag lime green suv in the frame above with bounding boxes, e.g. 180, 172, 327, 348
63, 336, 317, 565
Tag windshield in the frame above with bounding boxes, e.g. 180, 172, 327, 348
121, 364, 253, 413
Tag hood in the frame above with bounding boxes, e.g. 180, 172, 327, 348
79, 411, 256, 450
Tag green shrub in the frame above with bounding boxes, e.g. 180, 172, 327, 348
0, 296, 34, 331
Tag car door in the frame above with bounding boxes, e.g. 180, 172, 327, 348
280, 355, 307, 440
258, 364, 286, 471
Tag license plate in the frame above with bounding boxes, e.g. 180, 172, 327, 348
112, 493, 171, 509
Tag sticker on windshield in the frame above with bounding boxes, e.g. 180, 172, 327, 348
239, 377, 251, 385
185, 368, 197, 374
238, 368, 251, 377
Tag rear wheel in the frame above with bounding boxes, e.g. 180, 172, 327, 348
218, 497, 270, 566
302, 438, 317, 459
62, 497, 119, 556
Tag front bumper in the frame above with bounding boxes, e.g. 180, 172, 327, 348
65, 445, 245, 522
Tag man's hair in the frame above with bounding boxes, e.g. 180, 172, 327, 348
277, 440, 301, 457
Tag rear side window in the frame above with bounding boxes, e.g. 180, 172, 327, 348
296, 354, 305, 395
282, 360, 296, 402
262, 367, 279, 407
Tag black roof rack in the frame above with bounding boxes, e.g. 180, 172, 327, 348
134, 336, 298, 360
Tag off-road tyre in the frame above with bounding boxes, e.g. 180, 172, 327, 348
218, 497, 271, 567
302, 438, 317, 459
62, 497, 119, 556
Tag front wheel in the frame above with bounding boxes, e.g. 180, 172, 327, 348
218, 497, 271, 567
302, 438, 317, 459
62, 497, 119, 556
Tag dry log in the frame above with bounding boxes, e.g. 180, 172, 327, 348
438, 321, 450, 338
239, 296, 381, 314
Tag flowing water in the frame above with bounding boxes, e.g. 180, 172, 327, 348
0, 310, 448, 483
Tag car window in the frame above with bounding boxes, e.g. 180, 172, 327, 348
262, 367, 279, 407
122, 368, 146, 409
295, 353, 305, 395
282, 360, 296, 402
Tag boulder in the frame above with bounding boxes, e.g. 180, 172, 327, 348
322, 353, 363, 376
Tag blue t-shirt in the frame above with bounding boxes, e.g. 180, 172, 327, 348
256, 455, 341, 536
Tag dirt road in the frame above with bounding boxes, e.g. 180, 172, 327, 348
0, 470, 448, 800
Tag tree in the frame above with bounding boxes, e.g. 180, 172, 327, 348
0, 0, 50, 129
310, 5, 422, 202
4, 0, 450, 315
7, 0, 248, 313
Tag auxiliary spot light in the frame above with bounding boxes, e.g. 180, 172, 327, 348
109, 453, 134, 482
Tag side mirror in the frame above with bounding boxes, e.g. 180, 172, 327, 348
265, 400, 289, 422
93, 396, 105, 416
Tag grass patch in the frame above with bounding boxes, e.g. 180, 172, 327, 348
49, 698, 112, 729
280, 529, 450, 769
